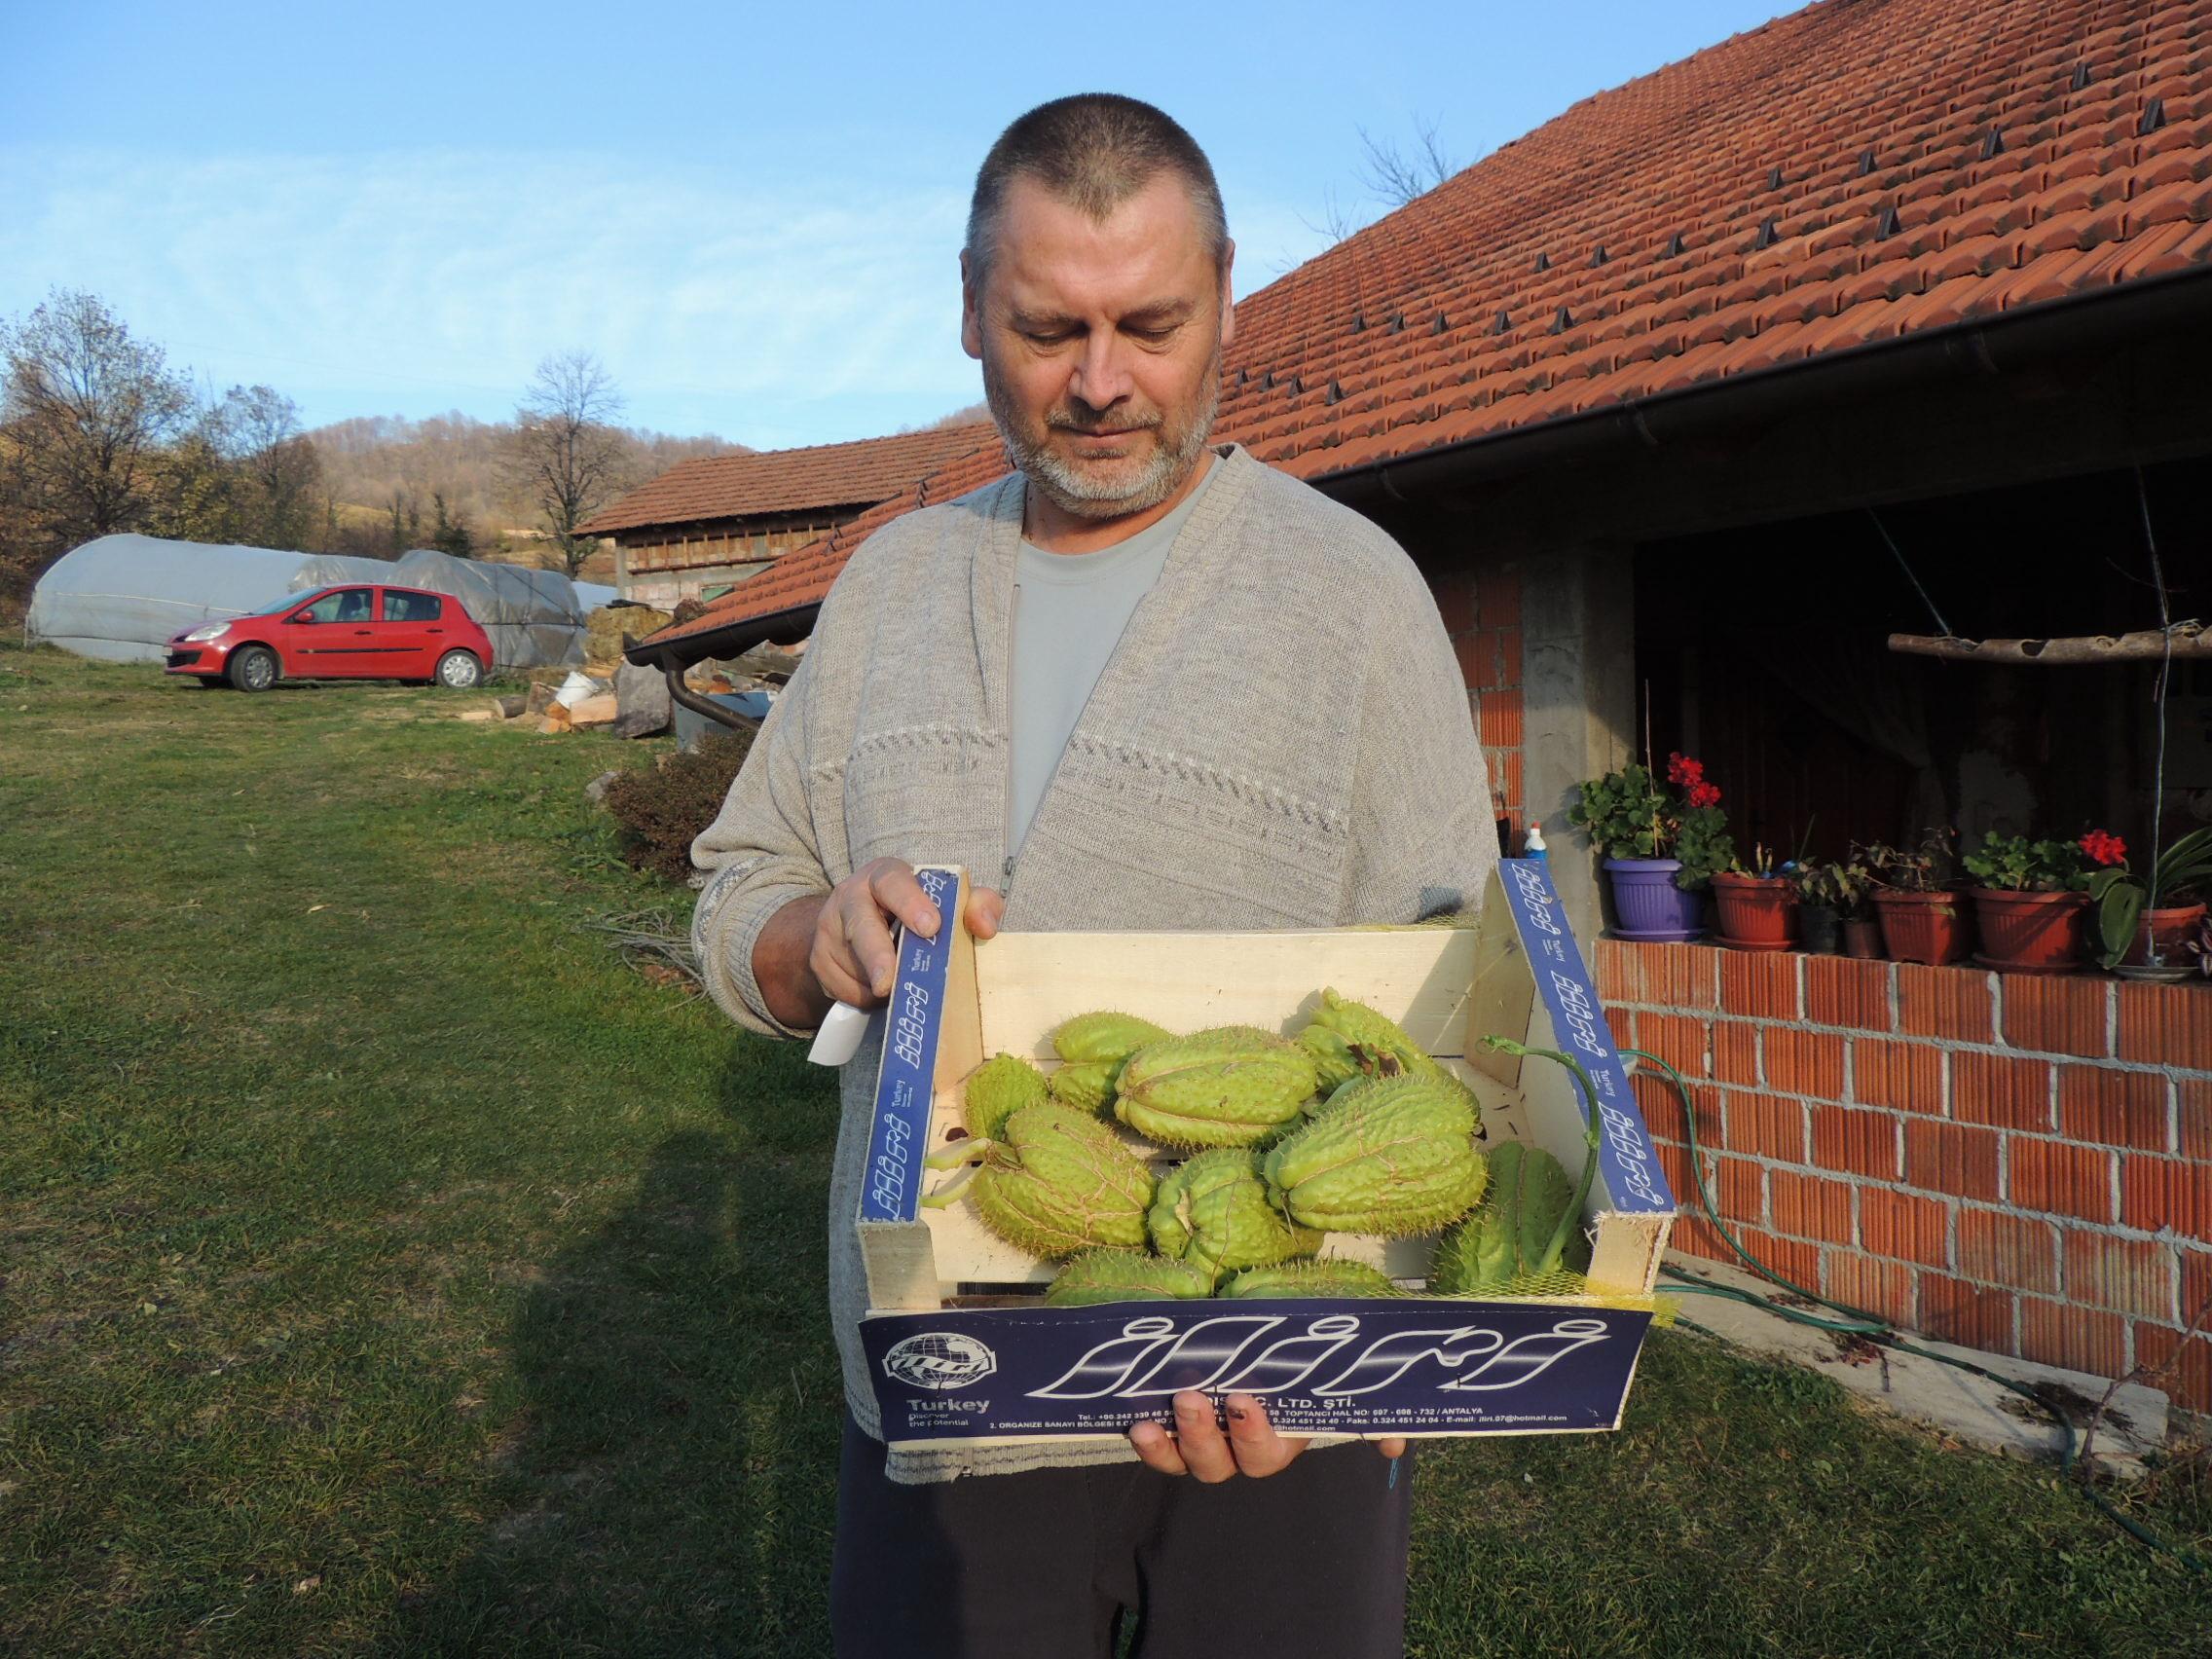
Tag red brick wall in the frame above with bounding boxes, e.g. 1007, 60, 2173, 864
1595, 940, 2212, 1413
1433, 559, 1523, 828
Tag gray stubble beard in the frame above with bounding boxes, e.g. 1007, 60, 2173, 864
982, 337, 1223, 522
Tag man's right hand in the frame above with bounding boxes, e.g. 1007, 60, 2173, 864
753, 859, 1005, 1032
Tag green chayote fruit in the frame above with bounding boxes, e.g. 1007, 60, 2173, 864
1046, 1249, 1212, 1306
1114, 1026, 1318, 1149
1429, 1142, 1592, 1294
1048, 1012, 1173, 1114
1263, 1073, 1488, 1236
963, 1052, 1051, 1141
1148, 1148, 1321, 1286
957, 1102, 1153, 1259
1219, 1259, 1400, 1299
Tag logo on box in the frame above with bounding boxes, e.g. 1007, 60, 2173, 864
883, 1331, 999, 1391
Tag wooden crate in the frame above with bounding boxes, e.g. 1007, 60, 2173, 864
855, 860, 1677, 1449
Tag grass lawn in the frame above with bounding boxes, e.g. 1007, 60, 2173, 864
2, 641, 2206, 1657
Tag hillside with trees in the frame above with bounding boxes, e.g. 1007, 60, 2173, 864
0, 288, 741, 603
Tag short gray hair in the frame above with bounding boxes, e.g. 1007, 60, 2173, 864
965, 94, 1229, 283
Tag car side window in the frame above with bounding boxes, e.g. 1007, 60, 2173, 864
383, 591, 442, 622
300, 589, 372, 624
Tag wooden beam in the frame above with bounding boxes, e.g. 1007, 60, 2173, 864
1888, 624, 2210, 664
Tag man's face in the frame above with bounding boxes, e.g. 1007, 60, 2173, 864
963, 171, 1235, 520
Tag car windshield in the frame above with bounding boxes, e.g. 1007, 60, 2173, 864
252, 591, 311, 614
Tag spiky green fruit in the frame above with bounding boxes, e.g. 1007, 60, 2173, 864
1298, 988, 1444, 1092
962, 1102, 1153, 1259
1219, 1259, 1400, 1299
1114, 1026, 1319, 1148
1148, 1148, 1322, 1285
1045, 1012, 1173, 1114
963, 1053, 1051, 1141
1429, 1142, 1591, 1294
1045, 1249, 1212, 1306
1263, 1073, 1488, 1236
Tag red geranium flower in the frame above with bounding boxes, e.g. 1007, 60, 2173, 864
2080, 830, 2126, 867
1687, 781, 1722, 809
1667, 752, 1707, 789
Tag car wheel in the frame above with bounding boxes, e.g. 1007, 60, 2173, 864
434, 649, 484, 690
228, 645, 278, 692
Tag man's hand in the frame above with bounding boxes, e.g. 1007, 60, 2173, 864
1128, 1390, 1405, 1480
753, 859, 1005, 1031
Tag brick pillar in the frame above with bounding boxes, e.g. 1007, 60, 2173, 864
1524, 540, 1636, 941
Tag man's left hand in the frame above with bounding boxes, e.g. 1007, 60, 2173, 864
1128, 1390, 1405, 1480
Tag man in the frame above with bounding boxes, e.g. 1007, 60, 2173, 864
691, 93, 1494, 1658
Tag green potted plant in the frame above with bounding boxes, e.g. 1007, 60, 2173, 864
1792, 857, 1873, 957
1567, 752, 1734, 941
1961, 831, 2089, 975
1858, 830, 1969, 965
1713, 841, 1797, 951
2083, 826, 2212, 977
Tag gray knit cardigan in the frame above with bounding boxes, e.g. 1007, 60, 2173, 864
690, 441, 1496, 1483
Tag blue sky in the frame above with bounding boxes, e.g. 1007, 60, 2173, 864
4, 1, 1795, 449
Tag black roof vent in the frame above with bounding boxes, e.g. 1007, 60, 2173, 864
1550, 305, 1573, 334
1768, 165, 1786, 191
1533, 250, 1550, 272
1350, 311, 1366, 332
1858, 148, 1878, 176
1235, 367, 1248, 387
1491, 310, 1512, 335
1431, 312, 1449, 335
1288, 375, 1304, 396
1754, 216, 1779, 250
1324, 380, 1344, 405
1876, 203, 1901, 240
1260, 370, 1274, 389
2070, 60, 2092, 92
1979, 129, 2005, 161
2140, 97, 2167, 135
1663, 231, 1687, 258
1590, 243, 1608, 267
1386, 311, 1406, 333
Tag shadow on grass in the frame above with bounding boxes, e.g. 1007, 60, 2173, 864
383, 1120, 845, 1657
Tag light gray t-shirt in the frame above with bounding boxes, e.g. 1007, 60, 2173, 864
1007, 459, 1220, 856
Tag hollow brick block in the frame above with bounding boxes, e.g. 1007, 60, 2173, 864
1811, 1104, 1901, 1180
1919, 1272, 2016, 1351
1949, 1051, 2053, 1131
2061, 1230, 2176, 1322
1806, 956, 1893, 1030
1853, 1038, 1943, 1114
2056, 1066, 2170, 1153
1998, 974, 2110, 1059
1903, 1120, 2002, 1201
2019, 1296, 2125, 1379
1769, 1169, 1855, 1245
1862, 1187, 1952, 1269
1957, 1207, 2059, 1294
2007, 1136, 2116, 1224
1897, 962, 1993, 1042
1720, 951, 1800, 1019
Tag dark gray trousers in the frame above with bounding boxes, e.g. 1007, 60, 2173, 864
830, 1413, 1414, 1659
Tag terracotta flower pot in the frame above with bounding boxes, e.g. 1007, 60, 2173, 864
1969, 887, 2087, 975
1872, 887, 1971, 966
1604, 858, 1706, 941
1712, 871, 1797, 951
2122, 902, 2207, 969
1842, 918, 1883, 959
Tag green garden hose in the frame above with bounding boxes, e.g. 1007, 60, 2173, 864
1625, 1047, 2206, 1573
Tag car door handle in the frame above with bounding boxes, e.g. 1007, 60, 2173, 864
426, 627, 444, 635
353, 628, 373, 635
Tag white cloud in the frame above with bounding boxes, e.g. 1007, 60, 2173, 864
0, 146, 984, 446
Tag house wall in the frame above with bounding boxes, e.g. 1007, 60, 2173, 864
1595, 940, 2212, 1413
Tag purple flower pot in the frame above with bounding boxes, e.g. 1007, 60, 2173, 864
1604, 858, 1707, 941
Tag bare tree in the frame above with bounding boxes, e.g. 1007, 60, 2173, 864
1356, 115, 1461, 207
509, 350, 628, 580
221, 384, 322, 550
1294, 116, 1466, 257
1, 289, 192, 552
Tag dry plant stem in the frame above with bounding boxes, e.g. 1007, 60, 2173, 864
2080, 1285, 2212, 1472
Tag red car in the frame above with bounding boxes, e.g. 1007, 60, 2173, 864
165, 584, 495, 692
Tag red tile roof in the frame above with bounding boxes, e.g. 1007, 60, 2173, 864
579, 421, 998, 535
640, 0, 2212, 659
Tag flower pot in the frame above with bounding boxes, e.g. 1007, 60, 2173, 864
1842, 917, 1883, 959
2120, 902, 2207, 970
1603, 858, 1706, 941
1712, 871, 1798, 950
1800, 903, 1842, 955
1969, 887, 2087, 976
1872, 887, 1971, 966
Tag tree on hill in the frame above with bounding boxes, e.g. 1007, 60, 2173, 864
1, 288, 193, 552
508, 350, 629, 580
